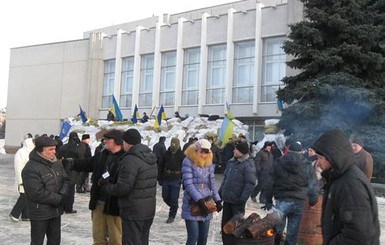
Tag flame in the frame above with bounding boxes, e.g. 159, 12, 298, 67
266, 229, 275, 237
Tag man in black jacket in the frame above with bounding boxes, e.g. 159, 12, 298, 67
264, 141, 319, 245
105, 128, 158, 245
22, 136, 70, 245
158, 137, 185, 223
312, 130, 380, 245
57, 132, 81, 213
64, 129, 125, 245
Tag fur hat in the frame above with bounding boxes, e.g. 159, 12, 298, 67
289, 141, 302, 152
34, 136, 58, 147
195, 139, 211, 150
236, 141, 249, 155
81, 134, 90, 140
122, 128, 141, 145
104, 129, 123, 145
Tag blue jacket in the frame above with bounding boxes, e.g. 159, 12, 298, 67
181, 145, 221, 221
219, 154, 256, 205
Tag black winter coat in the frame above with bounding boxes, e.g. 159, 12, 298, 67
158, 148, 185, 181
72, 148, 125, 216
312, 130, 380, 245
106, 144, 158, 220
219, 155, 256, 205
22, 150, 70, 220
57, 140, 81, 185
264, 150, 319, 205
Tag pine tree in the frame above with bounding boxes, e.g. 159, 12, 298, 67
278, 0, 385, 182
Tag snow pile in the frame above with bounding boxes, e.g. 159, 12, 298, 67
0, 117, 286, 155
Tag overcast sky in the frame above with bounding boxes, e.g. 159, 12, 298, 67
0, 0, 237, 109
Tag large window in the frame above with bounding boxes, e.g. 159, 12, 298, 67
233, 41, 255, 103
261, 37, 286, 102
182, 48, 200, 105
159, 51, 176, 106
120, 57, 134, 108
102, 59, 115, 108
206, 45, 226, 104
139, 54, 154, 107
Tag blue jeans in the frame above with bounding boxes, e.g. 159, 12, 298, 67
162, 180, 181, 218
185, 219, 210, 245
274, 199, 305, 245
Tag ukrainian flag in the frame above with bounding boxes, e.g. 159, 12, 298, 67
154, 105, 166, 128
112, 95, 123, 121
131, 104, 139, 124
218, 115, 235, 147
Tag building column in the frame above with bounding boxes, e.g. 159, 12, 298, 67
225, 8, 235, 105
132, 26, 144, 108
253, 3, 263, 114
152, 19, 162, 108
174, 17, 186, 112
198, 13, 210, 114
86, 32, 104, 119
113, 29, 124, 105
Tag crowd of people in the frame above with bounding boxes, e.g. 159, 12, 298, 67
8, 128, 380, 245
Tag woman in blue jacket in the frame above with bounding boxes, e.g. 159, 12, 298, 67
181, 139, 222, 245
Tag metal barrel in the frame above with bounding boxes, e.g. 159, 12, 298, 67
297, 195, 323, 245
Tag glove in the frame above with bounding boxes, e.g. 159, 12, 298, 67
197, 198, 209, 217
97, 177, 109, 186
215, 201, 223, 212
62, 158, 74, 171
261, 202, 273, 211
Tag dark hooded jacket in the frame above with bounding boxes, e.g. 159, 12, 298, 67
312, 130, 380, 245
22, 150, 70, 220
264, 150, 319, 205
105, 144, 158, 220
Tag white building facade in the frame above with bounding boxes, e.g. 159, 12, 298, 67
5, 0, 303, 147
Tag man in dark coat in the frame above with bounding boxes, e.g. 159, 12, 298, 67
76, 134, 92, 193
63, 129, 125, 245
264, 141, 319, 245
105, 128, 158, 245
153, 136, 166, 163
22, 136, 70, 245
251, 141, 274, 203
158, 137, 185, 223
57, 132, 81, 213
312, 130, 380, 245
219, 141, 256, 243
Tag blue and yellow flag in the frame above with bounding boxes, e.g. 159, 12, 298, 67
218, 115, 235, 147
112, 95, 123, 121
131, 104, 139, 124
59, 121, 72, 140
79, 105, 87, 124
154, 105, 166, 128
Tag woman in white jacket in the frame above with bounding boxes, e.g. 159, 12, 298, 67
9, 137, 34, 221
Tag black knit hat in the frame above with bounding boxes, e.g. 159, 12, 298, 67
289, 141, 302, 152
103, 129, 123, 145
122, 128, 141, 145
34, 136, 58, 147
352, 137, 364, 147
235, 141, 249, 155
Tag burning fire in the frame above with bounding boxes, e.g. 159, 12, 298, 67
265, 229, 275, 237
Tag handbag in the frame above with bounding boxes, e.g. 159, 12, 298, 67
190, 196, 217, 216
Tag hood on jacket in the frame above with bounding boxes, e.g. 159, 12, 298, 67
311, 130, 354, 179
22, 138, 35, 152
127, 144, 157, 165
184, 144, 213, 168
278, 151, 309, 174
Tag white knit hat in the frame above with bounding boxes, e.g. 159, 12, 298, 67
195, 139, 211, 150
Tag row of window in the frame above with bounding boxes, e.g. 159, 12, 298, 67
102, 37, 286, 108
